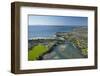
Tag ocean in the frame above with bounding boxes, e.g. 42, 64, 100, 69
28, 26, 77, 39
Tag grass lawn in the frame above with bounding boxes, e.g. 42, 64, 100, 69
28, 44, 48, 60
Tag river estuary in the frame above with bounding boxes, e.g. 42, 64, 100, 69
43, 42, 85, 60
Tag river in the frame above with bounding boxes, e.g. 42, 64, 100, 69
42, 42, 85, 60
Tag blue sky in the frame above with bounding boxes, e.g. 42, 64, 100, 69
29, 15, 88, 26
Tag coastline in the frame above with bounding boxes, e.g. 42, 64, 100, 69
28, 26, 88, 60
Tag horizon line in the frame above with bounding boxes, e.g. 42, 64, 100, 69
29, 25, 87, 26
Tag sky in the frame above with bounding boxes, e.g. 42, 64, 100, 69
28, 15, 88, 26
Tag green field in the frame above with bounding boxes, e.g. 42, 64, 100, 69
28, 44, 48, 60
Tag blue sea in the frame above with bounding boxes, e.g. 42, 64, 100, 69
28, 26, 76, 39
